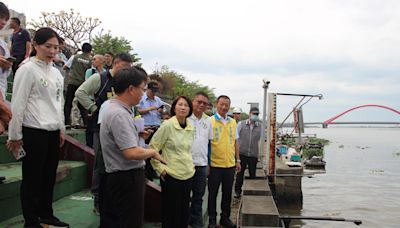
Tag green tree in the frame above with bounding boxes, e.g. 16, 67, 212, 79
30, 9, 101, 49
154, 66, 216, 103
92, 32, 141, 62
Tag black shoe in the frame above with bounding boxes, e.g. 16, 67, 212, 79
39, 216, 69, 227
93, 200, 100, 216
234, 191, 241, 199
24, 223, 43, 228
220, 218, 236, 228
208, 218, 217, 228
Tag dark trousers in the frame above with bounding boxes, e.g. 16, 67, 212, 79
91, 132, 101, 205
20, 127, 60, 225
95, 131, 119, 228
12, 54, 25, 76
85, 116, 95, 148
189, 166, 207, 228
235, 155, 258, 194
107, 168, 146, 228
161, 174, 193, 228
144, 126, 159, 180
99, 173, 119, 228
208, 167, 235, 222
64, 84, 86, 126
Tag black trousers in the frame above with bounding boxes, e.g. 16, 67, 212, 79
99, 173, 119, 228
85, 116, 95, 148
161, 174, 193, 228
235, 155, 258, 194
12, 54, 25, 76
107, 168, 146, 228
20, 127, 60, 225
144, 126, 159, 180
64, 84, 86, 126
208, 167, 235, 221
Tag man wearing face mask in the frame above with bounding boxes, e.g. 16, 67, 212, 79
234, 107, 263, 198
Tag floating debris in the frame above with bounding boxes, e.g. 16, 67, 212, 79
370, 169, 384, 174
323, 212, 341, 217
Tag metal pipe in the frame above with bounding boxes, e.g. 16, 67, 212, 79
267, 174, 314, 178
276, 93, 323, 99
280, 215, 362, 226
261, 80, 270, 170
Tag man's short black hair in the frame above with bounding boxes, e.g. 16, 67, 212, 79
193, 91, 209, 100
105, 51, 114, 57
113, 66, 148, 94
11, 17, 20, 25
216, 95, 230, 103
113, 53, 133, 64
170, 96, 193, 118
0, 3, 10, 20
147, 81, 159, 90
81, 43, 92, 53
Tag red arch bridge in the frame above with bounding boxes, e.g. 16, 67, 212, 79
305, 104, 400, 128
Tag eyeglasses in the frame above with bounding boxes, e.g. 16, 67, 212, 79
195, 100, 209, 106
252, 113, 259, 115
137, 85, 147, 92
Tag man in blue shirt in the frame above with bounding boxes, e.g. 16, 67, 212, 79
10, 17, 31, 75
137, 81, 164, 179
137, 81, 164, 127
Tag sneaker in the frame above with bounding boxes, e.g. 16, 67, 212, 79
220, 218, 236, 228
39, 216, 69, 227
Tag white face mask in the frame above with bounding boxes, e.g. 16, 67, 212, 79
250, 114, 259, 122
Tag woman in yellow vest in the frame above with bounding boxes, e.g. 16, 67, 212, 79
150, 95, 195, 228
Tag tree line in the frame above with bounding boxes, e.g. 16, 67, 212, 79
29, 9, 216, 102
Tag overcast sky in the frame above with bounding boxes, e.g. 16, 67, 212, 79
7, 0, 400, 122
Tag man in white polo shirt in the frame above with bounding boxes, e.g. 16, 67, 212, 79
188, 91, 213, 228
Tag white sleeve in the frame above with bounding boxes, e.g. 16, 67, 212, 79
8, 66, 34, 140
208, 118, 213, 140
59, 74, 66, 133
236, 121, 242, 139
65, 55, 74, 68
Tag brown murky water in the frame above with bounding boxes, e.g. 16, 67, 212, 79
278, 127, 400, 228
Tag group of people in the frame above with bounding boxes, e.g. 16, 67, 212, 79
0, 2, 264, 228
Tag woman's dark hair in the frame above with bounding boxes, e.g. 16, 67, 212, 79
170, 96, 193, 118
30, 27, 61, 56
113, 66, 147, 94
0, 2, 10, 20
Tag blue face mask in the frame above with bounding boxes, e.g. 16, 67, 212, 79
250, 114, 259, 122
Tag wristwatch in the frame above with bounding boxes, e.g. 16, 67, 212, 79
236, 160, 241, 163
